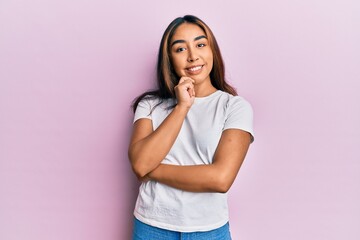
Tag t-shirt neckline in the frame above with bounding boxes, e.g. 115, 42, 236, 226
194, 90, 222, 102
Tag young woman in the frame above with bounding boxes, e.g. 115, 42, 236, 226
128, 15, 254, 240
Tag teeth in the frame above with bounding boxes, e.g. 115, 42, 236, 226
188, 66, 202, 72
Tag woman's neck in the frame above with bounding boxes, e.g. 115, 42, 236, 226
194, 81, 217, 97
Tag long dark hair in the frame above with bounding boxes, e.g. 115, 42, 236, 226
132, 15, 237, 112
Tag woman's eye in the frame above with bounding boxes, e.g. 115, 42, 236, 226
176, 47, 186, 52
198, 43, 206, 48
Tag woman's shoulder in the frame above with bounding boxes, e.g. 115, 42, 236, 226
138, 94, 161, 104
137, 95, 175, 111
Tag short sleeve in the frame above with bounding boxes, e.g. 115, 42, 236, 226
223, 96, 254, 142
133, 98, 152, 123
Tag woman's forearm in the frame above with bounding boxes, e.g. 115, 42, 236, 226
129, 105, 189, 178
147, 163, 233, 193
147, 129, 251, 193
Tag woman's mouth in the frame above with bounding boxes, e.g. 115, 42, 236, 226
186, 65, 204, 74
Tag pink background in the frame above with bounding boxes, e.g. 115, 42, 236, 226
1, 0, 359, 239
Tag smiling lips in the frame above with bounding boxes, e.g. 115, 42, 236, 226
186, 65, 204, 74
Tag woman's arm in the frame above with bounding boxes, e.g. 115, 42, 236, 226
128, 77, 195, 178
128, 105, 189, 178
147, 129, 252, 193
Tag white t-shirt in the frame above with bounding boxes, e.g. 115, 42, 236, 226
132, 90, 254, 232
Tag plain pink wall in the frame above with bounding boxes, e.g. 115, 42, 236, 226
1, 0, 359, 239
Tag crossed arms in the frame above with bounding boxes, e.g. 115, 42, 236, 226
128, 104, 252, 193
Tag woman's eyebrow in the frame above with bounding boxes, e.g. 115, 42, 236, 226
194, 35, 207, 41
171, 35, 207, 46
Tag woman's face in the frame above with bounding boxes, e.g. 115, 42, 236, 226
170, 23, 213, 85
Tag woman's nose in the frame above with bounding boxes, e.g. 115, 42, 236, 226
187, 49, 199, 62
187, 56, 199, 62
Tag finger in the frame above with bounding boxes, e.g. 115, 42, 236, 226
188, 84, 195, 97
191, 87, 196, 97
178, 81, 194, 90
184, 82, 194, 90
178, 78, 186, 84
179, 76, 195, 84
178, 76, 189, 83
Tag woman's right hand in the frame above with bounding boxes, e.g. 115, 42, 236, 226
174, 76, 195, 109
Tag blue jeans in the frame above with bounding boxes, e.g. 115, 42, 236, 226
132, 218, 232, 240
